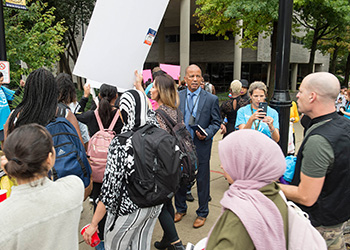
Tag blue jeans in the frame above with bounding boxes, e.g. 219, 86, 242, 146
95, 241, 104, 250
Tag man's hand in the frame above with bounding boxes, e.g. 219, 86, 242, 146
220, 124, 227, 135
195, 130, 206, 140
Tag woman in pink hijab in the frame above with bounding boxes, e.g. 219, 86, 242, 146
206, 129, 288, 250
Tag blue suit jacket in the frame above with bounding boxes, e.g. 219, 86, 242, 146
179, 88, 221, 163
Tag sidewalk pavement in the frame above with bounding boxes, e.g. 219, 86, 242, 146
78, 121, 304, 249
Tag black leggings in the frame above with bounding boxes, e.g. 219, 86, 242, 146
91, 182, 106, 240
157, 199, 179, 243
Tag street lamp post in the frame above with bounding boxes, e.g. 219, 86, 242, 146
0, 1, 7, 60
269, 0, 294, 155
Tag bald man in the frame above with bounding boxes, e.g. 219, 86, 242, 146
174, 64, 221, 228
280, 72, 350, 249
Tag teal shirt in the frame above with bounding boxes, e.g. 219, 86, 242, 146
0, 86, 15, 131
235, 104, 279, 138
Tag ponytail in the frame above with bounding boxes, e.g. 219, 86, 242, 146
97, 84, 118, 128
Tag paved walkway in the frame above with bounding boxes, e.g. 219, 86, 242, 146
78, 121, 304, 249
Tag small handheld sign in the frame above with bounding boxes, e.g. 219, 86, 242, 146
0, 61, 10, 83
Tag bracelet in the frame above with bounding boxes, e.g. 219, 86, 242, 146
270, 128, 276, 134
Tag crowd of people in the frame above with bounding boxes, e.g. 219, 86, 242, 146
0, 65, 350, 250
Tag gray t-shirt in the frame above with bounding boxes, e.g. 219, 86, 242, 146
301, 120, 334, 178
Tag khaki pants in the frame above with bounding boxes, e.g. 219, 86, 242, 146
316, 222, 346, 250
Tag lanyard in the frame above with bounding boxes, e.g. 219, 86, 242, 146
186, 89, 201, 116
250, 105, 261, 130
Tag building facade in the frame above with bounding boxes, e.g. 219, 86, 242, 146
145, 0, 329, 92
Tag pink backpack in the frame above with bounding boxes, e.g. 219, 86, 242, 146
87, 109, 120, 183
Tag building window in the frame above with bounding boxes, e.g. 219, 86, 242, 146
165, 34, 180, 43
292, 35, 304, 45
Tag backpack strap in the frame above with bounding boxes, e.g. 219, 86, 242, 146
108, 110, 120, 130
56, 102, 69, 118
94, 109, 104, 131
155, 108, 179, 132
94, 108, 120, 131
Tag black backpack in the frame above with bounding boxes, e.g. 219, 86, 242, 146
156, 109, 198, 186
119, 124, 182, 208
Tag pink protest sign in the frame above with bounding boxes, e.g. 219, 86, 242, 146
142, 69, 153, 83
160, 64, 181, 80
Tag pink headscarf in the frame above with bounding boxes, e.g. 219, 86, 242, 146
218, 130, 286, 250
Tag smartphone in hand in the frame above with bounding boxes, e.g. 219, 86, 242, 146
258, 102, 268, 118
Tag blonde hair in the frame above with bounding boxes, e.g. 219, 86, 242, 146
249, 81, 267, 96
154, 74, 179, 108
230, 80, 242, 95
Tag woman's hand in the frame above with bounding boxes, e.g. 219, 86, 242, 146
134, 70, 144, 91
263, 116, 274, 130
83, 224, 98, 246
249, 109, 265, 122
83, 83, 91, 98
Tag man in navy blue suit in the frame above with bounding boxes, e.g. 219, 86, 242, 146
174, 64, 221, 228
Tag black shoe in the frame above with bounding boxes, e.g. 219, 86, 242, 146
154, 237, 171, 249
186, 193, 194, 202
167, 241, 186, 250
208, 195, 212, 202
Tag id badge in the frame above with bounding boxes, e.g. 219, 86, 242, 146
189, 115, 195, 126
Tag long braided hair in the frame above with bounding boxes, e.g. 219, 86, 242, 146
7, 68, 58, 135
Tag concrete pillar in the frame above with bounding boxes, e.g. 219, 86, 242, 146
291, 63, 298, 91
180, 0, 190, 80
266, 63, 271, 87
234, 21, 243, 80
158, 21, 165, 63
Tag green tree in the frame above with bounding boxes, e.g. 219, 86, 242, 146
45, 0, 95, 87
4, 0, 66, 85
293, 0, 350, 74
195, 0, 279, 98
317, 26, 350, 76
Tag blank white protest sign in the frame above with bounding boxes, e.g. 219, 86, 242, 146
73, 0, 169, 92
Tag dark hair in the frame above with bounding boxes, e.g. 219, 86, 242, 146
7, 68, 58, 135
3, 124, 53, 180
98, 84, 118, 128
203, 74, 210, 82
154, 74, 179, 108
0, 72, 3, 78
240, 79, 249, 88
56, 73, 77, 104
